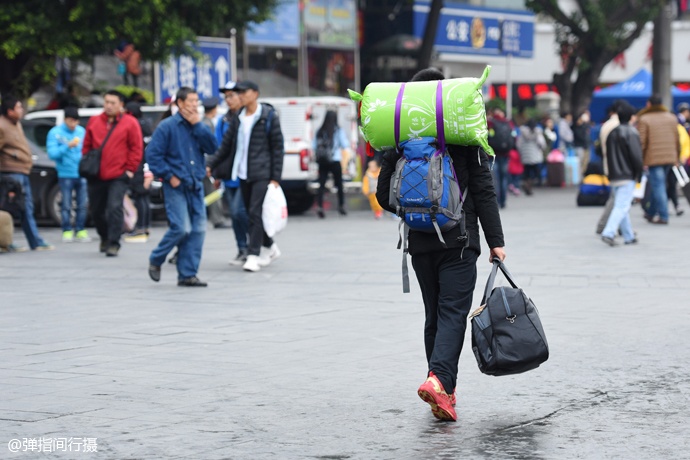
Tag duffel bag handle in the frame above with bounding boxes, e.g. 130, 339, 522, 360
481, 257, 521, 305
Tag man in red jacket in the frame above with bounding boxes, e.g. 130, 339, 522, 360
82, 90, 142, 256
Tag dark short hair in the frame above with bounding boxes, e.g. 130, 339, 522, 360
648, 94, 662, 106
0, 94, 20, 116
410, 68, 445, 82
105, 90, 126, 103
607, 99, 625, 115
617, 101, 636, 123
176, 87, 197, 103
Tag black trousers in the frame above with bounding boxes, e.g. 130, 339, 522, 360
132, 192, 150, 231
411, 248, 478, 394
317, 161, 344, 208
240, 179, 273, 256
667, 168, 679, 210
88, 176, 129, 246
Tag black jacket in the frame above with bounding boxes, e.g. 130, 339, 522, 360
211, 111, 239, 180
377, 145, 505, 256
208, 103, 284, 182
605, 124, 644, 182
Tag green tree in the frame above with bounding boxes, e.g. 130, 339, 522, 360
0, 0, 279, 97
525, 0, 664, 116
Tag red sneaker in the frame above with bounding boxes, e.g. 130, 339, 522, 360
417, 372, 457, 421
450, 391, 456, 406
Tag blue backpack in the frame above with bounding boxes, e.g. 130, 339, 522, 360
388, 81, 467, 292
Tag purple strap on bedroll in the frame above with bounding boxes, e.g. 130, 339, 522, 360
435, 80, 445, 155
394, 83, 406, 148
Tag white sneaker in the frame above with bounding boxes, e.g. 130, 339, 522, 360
258, 243, 281, 267
242, 255, 261, 272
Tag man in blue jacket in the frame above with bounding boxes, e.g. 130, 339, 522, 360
46, 106, 91, 242
146, 87, 217, 287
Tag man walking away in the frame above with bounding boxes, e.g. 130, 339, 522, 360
0, 94, 54, 250
600, 102, 643, 246
207, 80, 285, 273
376, 68, 506, 422
82, 90, 142, 256
47, 106, 91, 243
146, 87, 217, 287
596, 101, 623, 234
637, 94, 680, 225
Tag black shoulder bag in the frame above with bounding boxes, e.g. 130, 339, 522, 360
470, 258, 549, 376
79, 121, 118, 180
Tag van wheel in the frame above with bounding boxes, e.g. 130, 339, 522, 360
286, 193, 315, 215
47, 184, 88, 227
47, 184, 62, 226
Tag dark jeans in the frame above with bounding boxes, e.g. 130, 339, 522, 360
523, 163, 541, 182
88, 176, 129, 246
223, 186, 248, 251
132, 192, 150, 231
647, 165, 671, 221
492, 155, 509, 208
240, 179, 273, 256
2, 173, 47, 249
317, 161, 344, 208
411, 248, 479, 394
150, 183, 206, 279
59, 177, 88, 232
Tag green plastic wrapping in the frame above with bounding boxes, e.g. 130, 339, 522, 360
348, 66, 493, 155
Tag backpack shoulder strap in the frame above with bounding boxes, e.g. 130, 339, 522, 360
265, 108, 274, 135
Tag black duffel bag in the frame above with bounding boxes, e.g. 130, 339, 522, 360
79, 121, 118, 180
470, 258, 549, 376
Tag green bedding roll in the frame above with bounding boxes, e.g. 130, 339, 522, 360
349, 66, 493, 155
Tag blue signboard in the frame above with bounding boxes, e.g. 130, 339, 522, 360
156, 38, 235, 103
246, 0, 300, 47
413, 2, 534, 58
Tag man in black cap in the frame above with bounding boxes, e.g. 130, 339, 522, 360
202, 96, 219, 132
200, 95, 229, 229
207, 80, 285, 272
214, 81, 250, 265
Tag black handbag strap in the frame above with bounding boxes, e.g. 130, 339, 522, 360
98, 120, 119, 152
481, 257, 521, 305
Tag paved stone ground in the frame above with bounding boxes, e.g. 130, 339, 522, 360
1, 188, 689, 459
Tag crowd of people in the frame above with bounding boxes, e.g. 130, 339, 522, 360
0, 81, 286, 286
7, 69, 688, 423
486, 98, 690, 236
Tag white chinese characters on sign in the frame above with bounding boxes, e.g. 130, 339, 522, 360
501, 20, 521, 54
162, 57, 179, 97
161, 51, 231, 100
446, 19, 470, 43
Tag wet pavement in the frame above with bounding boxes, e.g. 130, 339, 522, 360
1, 187, 689, 459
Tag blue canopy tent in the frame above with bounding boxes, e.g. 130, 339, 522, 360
589, 68, 690, 123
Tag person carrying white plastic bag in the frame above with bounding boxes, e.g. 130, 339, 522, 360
205, 80, 285, 272
262, 182, 288, 237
